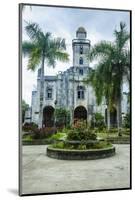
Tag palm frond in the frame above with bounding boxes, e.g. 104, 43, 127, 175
114, 21, 130, 50
27, 48, 41, 71
89, 41, 114, 61
22, 41, 38, 56
25, 22, 45, 43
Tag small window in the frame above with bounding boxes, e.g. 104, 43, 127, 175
79, 68, 83, 75
77, 86, 85, 99
79, 57, 83, 65
46, 88, 52, 99
80, 46, 83, 54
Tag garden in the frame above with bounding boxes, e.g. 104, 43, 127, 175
22, 110, 130, 149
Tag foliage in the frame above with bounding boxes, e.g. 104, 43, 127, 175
52, 140, 112, 150
96, 127, 130, 137
23, 126, 57, 140
22, 134, 33, 142
22, 22, 69, 127
91, 112, 105, 130
67, 120, 97, 141
91, 141, 112, 149
51, 132, 67, 141
123, 113, 130, 128
78, 144, 87, 150
54, 108, 70, 128
52, 141, 65, 149
22, 122, 38, 132
86, 22, 130, 130
22, 100, 29, 123
22, 22, 69, 71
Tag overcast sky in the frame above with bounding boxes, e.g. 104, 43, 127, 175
22, 5, 130, 105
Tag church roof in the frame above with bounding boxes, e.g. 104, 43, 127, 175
77, 27, 86, 33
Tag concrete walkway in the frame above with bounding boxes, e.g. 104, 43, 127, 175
21, 144, 130, 195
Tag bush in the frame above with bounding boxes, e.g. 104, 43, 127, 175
123, 113, 130, 128
23, 134, 33, 142
91, 113, 105, 130
78, 144, 87, 150
52, 140, 112, 150
67, 120, 97, 141
91, 141, 112, 149
23, 127, 57, 140
51, 132, 67, 141
55, 108, 70, 128
52, 141, 65, 149
22, 122, 38, 132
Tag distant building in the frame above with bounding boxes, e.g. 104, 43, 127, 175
27, 27, 128, 127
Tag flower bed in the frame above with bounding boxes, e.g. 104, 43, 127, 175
47, 145, 115, 160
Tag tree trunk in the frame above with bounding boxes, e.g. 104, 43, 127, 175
107, 105, 111, 131
117, 92, 122, 136
38, 55, 45, 128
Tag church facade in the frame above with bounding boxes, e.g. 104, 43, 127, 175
27, 27, 128, 127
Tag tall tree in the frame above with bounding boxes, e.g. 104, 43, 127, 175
86, 22, 130, 134
22, 22, 69, 128
22, 99, 29, 123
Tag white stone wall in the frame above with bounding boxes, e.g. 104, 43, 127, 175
31, 91, 39, 124
43, 80, 56, 108
73, 44, 90, 67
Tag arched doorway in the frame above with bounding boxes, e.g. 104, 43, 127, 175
105, 107, 117, 127
43, 106, 54, 127
74, 106, 87, 122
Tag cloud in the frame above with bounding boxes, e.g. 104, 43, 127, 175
22, 5, 130, 104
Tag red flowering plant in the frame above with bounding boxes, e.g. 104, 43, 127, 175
67, 120, 97, 141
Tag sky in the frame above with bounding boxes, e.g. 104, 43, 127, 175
22, 5, 130, 105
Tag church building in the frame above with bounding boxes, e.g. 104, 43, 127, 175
27, 27, 128, 127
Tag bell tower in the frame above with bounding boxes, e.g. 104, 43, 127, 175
72, 27, 90, 67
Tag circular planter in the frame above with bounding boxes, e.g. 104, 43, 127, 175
47, 145, 116, 160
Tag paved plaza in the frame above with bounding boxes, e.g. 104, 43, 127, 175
21, 144, 130, 195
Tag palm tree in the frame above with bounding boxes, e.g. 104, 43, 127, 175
87, 22, 130, 134
85, 59, 113, 130
22, 22, 69, 128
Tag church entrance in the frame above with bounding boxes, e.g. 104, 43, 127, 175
43, 106, 54, 127
105, 107, 117, 127
74, 106, 87, 123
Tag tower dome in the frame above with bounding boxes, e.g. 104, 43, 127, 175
77, 27, 86, 33
76, 27, 87, 39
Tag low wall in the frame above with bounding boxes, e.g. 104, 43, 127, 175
22, 139, 52, 145
47, 146, 116, 160
107, 137, 130, 144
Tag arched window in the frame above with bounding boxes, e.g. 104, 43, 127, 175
46, 87, 53, 99
79, 68, 83, 75
77, 86, 85, 99
80, 46, 83, 54
79, 57, 83, 65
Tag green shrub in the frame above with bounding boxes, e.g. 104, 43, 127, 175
123, 113, 130, 128
23, 134, 33, 142
22, 122, 38, 132
26, 127, 57, 140
51, 132, 67, 141
54, 108, 70, 128
67, 120, 97, 141
78, 144, 87, 150
91, 113, 105, 130
92, 141, 112, 149
52, 141, 65, 149
52, 140, 112, 150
